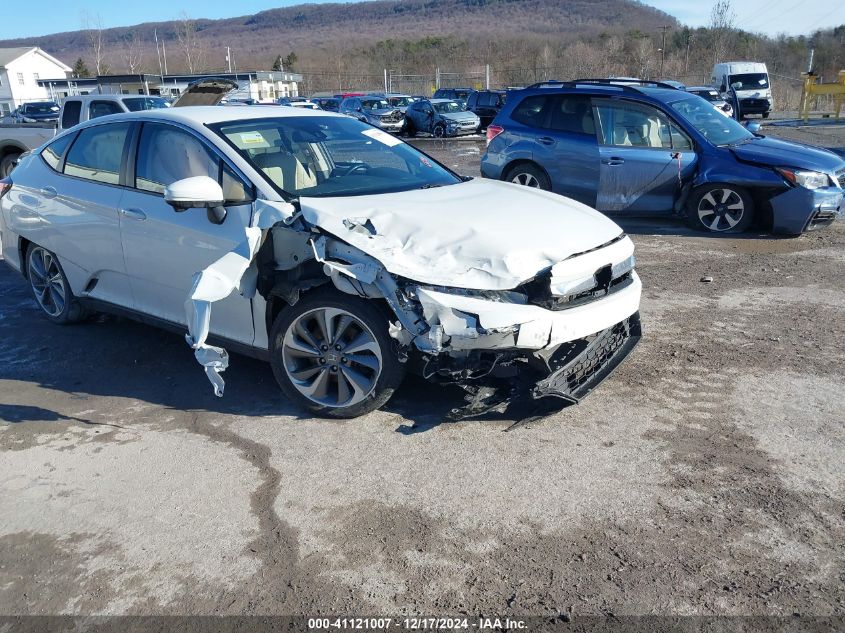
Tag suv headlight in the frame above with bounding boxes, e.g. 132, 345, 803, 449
776, 168, 831, 190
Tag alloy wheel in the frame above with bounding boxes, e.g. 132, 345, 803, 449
697, 188, 744, 232
28, 247, 66, 317
281, 307, 383, 408
512, 172, 540, 188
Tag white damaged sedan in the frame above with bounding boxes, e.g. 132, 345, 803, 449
0, 106, 641, 419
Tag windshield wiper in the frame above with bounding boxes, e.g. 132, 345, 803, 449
418, 183, 445, 189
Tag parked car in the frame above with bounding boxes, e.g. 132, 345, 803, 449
277, 97, 319, 109
59, 94, 170, 131
0, 105, 642, 419
314, 97, 341, 112
405, 99, 480, 137
466, 90, 507, 129
433, 88, 475, 105
686, 86, 733, 118
712, 61, 773, 118
482, 80, 845, 234
7, 101, 61, 124
339, 96, 405, 134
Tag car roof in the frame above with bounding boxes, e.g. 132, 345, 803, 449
515, 83, 691, 105
687, 86, 718, 91
429, 98, 458, 103
76, 105, 345, 128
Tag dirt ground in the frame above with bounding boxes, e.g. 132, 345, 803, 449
0, 123, 843, 628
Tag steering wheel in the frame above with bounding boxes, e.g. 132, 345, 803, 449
338, 163, 368, 177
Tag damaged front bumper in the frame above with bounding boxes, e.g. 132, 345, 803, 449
770, 186, 843, 234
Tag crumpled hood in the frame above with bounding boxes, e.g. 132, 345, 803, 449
299, 179, 624, 290
731, 136, 845, 174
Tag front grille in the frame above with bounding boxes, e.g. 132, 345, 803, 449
740, 98, 768, 107
533, 312, 642, 401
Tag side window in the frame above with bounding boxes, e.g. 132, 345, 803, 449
135, 123, 251, 203
510, 95, 551, 128
549, 96, 595, 135
594, 101, 674, 149
135, 123, 218, 194
89, 100, 123, 120
41, 133, 75, 171
63, 123, 131, 185
669, 124, 693, 150
61, 101, 81, 129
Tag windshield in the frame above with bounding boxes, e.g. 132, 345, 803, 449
361, 99, 389, 111
212, 116, 461, 198
670, 96, 753, 146
26, 103, 59, 114
729, 73, 769, 90
433, 101, 463, 114
389, 96, 416, 107
694, 90, 721, 102
123, 97, 170, 112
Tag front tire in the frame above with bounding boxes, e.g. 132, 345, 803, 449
0, 152, 20, 178
432, 123, 446, 138
25, 245, 88, 324
505, 163, 551, 191
269, 289, 406, 418
687, 184, 754, 233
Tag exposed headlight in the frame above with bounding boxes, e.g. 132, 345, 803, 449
777, 168, 831, 190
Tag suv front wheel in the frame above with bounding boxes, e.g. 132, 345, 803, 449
505, 163, 551, 191
269, 289, 406, 418
687, 184, 754, 233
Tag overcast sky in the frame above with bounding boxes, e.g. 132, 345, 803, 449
0, 0, 842, 40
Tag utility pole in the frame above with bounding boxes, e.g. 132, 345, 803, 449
659, 25, 670, 78
226, 47, 232, 73
485, 64, 490, 90
684, 32, 695, 76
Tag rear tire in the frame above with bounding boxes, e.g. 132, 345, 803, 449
504, 162, 551, 191
686, 184, 754, 233
0, 152, 20, 178
25, 244, 88, 324
269, 288, 406, 418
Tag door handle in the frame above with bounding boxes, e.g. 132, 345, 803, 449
601, 157, 625, 166
119, 207, 147, 221
537, 136, 555, 145
40, 186, 57, 199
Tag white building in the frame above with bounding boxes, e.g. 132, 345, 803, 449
0, 47, 71, 115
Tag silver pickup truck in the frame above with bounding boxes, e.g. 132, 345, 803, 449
0, 94, 173, 177
0, 80, 238, 178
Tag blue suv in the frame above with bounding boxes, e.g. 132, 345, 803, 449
481, 80, 844, 234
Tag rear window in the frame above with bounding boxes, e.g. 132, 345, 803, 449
510, 95, 551, 128
89, 100, 124, 120
61, 101, 81, 129
123, 97, 170, 112
41, 134, 75, 171
63, 123, 131, 185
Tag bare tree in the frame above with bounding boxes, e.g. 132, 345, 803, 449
709, 0, 735, 64
177, 12, 205, 73
124, 33, 143, 74
81, 11, 107, 75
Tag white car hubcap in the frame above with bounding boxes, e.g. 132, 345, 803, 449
698, 189, 744, 232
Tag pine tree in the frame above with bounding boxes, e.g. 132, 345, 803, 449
271, 55, 283, 71
72, 58, 91, 78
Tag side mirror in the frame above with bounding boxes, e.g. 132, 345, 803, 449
164, 176, 227, 224
731, 82, 742, 91
744, 121, 762, 134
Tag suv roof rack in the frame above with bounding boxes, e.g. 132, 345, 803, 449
525, 78, 682, 91
573, 78, 682, 90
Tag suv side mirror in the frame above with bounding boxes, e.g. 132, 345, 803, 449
164, 176, 227, 224
744, 121, 761, 134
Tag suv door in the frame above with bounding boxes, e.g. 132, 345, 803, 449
118, 122, 256, 343
50, 122, 135, 307
535, 94, 600, 206
592, 98, 696, 213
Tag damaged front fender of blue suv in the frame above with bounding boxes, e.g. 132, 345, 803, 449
482, 80, 845, 234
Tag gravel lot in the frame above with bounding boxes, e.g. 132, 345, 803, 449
1, 123, 843, 626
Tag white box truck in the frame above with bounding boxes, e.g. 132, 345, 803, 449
711, 61, 773, 119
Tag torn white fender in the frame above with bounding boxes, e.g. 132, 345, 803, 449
184, 199, 296, 396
